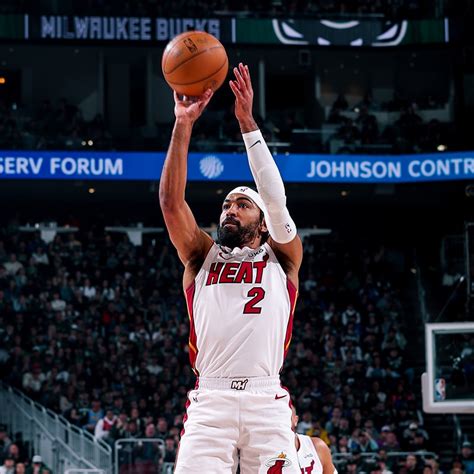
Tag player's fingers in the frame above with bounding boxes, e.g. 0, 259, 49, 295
173, 91, 180, 103
233, 66, 246, 89
243, 64, 252, 89
200, 89, 214, 108
239, 63, 249, 85
229, 80, 244, 100
229, 80, 239, 96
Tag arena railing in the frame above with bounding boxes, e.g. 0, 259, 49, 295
0, 383, 113, 474
114, 438, 166, 474
65, 470, 105, 474
333, 450, 438, 468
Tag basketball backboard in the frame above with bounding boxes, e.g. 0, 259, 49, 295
422, 322, 474, 414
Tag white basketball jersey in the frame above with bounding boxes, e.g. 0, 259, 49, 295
185, 242, 297, 378
297, 435, 323, 474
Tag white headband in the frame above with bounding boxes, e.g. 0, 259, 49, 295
226, 186, 267, 215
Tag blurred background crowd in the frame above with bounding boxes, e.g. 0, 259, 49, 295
0, 221, 472, 473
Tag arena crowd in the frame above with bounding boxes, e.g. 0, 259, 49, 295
1, 220, 470, 473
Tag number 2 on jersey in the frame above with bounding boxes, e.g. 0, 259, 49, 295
243, 287, 266, 314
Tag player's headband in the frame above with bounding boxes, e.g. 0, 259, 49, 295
225, 186, 267, 216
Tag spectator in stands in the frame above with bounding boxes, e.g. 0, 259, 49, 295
448, 456, 466, 474
94, 408, 118, 441
459, 441, 474, 473
80, 278, 97, 300
22, 364, 45, 394
423, 458, 440, 474
0, 457, 14, 474
380, 427, 400, 452
402, 453, 423, 474
133, 424, 162, 472
325, 407, 343, 435
377, 448, 397, 473
366, 353, 387, 379
411, 431, 429, 451
336, 118, 361, 145
14, 463, 25, 474
402, 422, 429, 451
25, 455, 50, 474
348, 429, 379, 453
129, 407, 145, 435
163, 437, 176, 463
343, 457, 357, 473
155, 418, 168, 440
296, 411, 313, 434
5, 445, 23, 465
83, 399, 103, 434
0, 425, 11, 457
50, 293, 66, 312
356, 106, 379, 145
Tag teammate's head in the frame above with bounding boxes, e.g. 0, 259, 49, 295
217, 187, 268, 248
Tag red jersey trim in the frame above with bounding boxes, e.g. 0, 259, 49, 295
185, 281, 199, 375
283, 279, 298, 358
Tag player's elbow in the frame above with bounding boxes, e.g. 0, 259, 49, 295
159, 191, 177, 214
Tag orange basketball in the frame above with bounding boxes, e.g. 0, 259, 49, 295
161, 31, 228, 97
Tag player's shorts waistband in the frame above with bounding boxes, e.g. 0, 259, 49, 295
197, 376, 281, 391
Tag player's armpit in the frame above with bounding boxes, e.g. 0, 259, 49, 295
268, 234, 303, 280
161, 200, 213, 266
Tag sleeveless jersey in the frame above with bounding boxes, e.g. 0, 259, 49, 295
297, 435, 323, 474
185, 242, 298, 378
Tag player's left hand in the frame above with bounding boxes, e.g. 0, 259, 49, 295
229, 63, 254, 124
173, 89, 213, 125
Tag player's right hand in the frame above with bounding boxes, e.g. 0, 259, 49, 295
229, 63, 254, 124
173, 89, 213, 125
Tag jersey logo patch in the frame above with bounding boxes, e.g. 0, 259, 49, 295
230, 379, 248, 390
266, 452, 292, 472
275, 394, 287, 400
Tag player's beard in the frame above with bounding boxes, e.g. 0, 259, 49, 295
217, 219, 261, 249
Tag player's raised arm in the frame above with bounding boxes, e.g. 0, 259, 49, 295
229, 63, 303, 279
159, 90, 214, 266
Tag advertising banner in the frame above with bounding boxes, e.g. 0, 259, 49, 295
0, 14, 451, 46
0, 150, 473, 183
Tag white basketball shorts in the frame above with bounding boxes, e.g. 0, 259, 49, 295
174, 376, 300, 474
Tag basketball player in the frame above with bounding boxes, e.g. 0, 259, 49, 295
291, 406, 338, 474
159, 62, 303, 473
